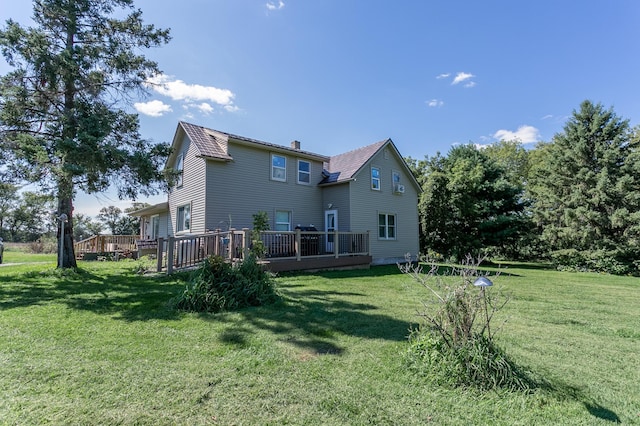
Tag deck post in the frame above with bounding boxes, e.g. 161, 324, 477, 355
156, 237, 164, 272
367, 231, 371, 255
242, 228, 251, 259
334, 230, 339, 258
228, 228, 236, 261
167, 236, 174, 274
295, 228, 302, 261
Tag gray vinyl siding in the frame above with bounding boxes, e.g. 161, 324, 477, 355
168, 134, 207, 235
321, 184, 352, 231
349, 146, 420, 264
204, 141, 325, 231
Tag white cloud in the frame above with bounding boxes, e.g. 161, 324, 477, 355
541, 114, 553, 120
266, 1, 285, 10
452, 72, 475, 85
493, 125, 540, 143
134, 100, 172, 117
195, 103, 214, 114
436, 73, 450, 79
427, 99, 444, 108
147, 74, 236, 111
464, 81, 476, 88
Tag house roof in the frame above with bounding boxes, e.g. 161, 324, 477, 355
128, 202, 169, 216
180, 122, 232, 161
178, 121, 329, 162
320, 139, 388, 184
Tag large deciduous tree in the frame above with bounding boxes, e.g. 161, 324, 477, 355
0, 0, 171, 267
416, 145, 527, 261
528, 100, 640, 273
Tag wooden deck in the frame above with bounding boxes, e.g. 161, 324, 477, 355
263, 255, 372, 273
158, 229, 371, 274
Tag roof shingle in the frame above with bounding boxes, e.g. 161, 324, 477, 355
321, 140, 388, 184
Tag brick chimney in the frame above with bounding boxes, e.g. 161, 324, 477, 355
291, 140, 301, 150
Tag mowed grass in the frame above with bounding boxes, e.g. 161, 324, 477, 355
0, 243, 56, 264
0, 258, 638, 425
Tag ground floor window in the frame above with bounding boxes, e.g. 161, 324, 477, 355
378, 213, 396, 240
151, 215, 160, 239
177, 203, 191, 232
275, 210, 291, 231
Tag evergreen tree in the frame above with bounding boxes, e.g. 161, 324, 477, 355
528, 100, 640, 273
0, 0, 171, 267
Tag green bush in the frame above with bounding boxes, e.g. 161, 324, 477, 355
551, 248, 637, 275
173, 255, 279, 312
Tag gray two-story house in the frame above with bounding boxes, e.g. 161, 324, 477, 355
133, 121, 421, 266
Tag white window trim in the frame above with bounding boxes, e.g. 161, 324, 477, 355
271, 154, 287, 182
150, 214, 160, 240
378, 212, 397, 240
176, 203, 191, 234
392, 170, 401, 185
274, 209, 292, 232
297, 159, 311, 185
371, 166, 381, 191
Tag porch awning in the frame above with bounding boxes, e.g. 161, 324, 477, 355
128, 202, 168, 217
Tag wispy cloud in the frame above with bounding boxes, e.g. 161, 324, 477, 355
266, 1, 285, 10
427, 99, 444, 108
452, 72, 475, 85
493, 125, 540, 143
437, 71, 477, 88
134, 100, 172, 117
145, 74, 237, 114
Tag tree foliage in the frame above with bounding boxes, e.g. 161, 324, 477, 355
0, 184, 55, 242
528, 100, 640, 273
415, 145, 528, 261
0, 0, 171, 267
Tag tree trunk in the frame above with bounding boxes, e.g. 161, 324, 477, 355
57, 183, 77, 269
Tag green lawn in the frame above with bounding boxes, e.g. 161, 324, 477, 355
0, 259, 638, 424
0, 243, 57, 264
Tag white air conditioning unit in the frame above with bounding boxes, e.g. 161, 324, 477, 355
394, 184, 405, 194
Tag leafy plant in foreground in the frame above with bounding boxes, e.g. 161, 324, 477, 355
400, 255, 534, 391
173, 255, 279, 312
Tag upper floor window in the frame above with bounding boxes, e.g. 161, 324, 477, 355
298, 160, 311, 184
392, 170, 401, 185
378, 213, 396, 240
275, 210, 291, 231
177, 203, 190, 233
371, 166, 381, 190
272, 154, 286, 181
176, 153, 184, 188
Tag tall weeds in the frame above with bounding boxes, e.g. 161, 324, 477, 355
400, 255, 534, 391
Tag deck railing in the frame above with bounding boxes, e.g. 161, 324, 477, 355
74, 234, 140, 257
155, 229, 370, 273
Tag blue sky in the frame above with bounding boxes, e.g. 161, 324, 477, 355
2, 1, 640, 216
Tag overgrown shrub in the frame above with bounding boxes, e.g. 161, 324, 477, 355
400, 254, 534, 391
173, 255, 279, 312
29, 237, 57, 254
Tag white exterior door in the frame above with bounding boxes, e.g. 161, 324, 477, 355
325, 210, 337, 252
